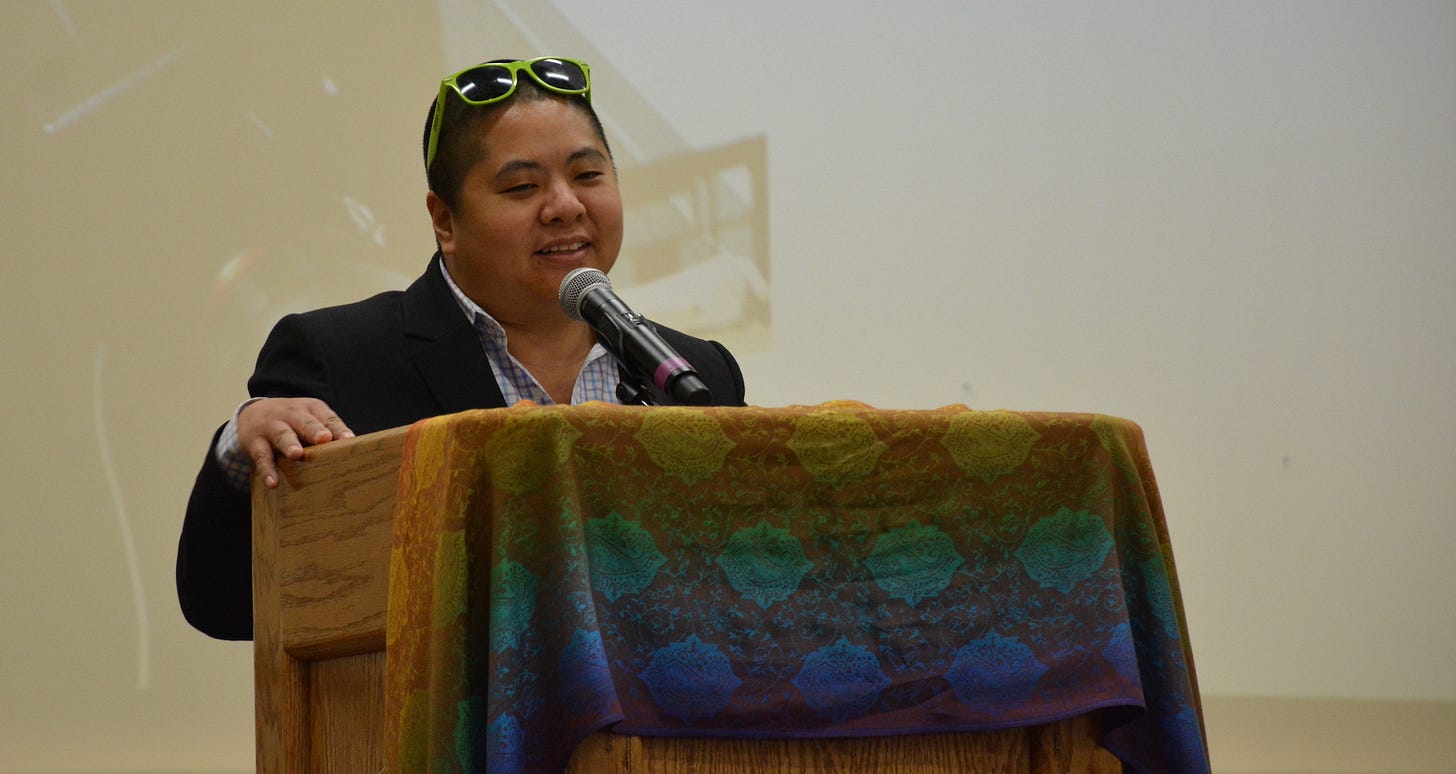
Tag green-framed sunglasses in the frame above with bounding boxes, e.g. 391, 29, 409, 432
425, 57, 592, 170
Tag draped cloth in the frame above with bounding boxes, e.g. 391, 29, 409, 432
383, 402, 1209, 773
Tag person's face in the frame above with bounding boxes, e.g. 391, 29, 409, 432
430, 97, 622, 322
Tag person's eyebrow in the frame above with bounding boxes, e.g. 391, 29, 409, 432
490, 147, 607, 184
492, 159, 543, 183
567, 147, 609, 165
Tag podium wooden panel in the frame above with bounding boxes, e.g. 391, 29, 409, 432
252, 423, 1123, 773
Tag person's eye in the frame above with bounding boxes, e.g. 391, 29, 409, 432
576, 170, 604, 182
501, 182, 537, 194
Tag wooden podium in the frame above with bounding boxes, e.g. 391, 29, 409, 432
251, 421, 1124, 773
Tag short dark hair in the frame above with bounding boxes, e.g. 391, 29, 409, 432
422, 62, 612, 210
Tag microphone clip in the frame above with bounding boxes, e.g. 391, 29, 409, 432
615, 364, 657, 406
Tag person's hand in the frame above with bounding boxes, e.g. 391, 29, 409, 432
238, 398, 355, 489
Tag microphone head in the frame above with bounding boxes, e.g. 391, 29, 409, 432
558, 267, 611, 321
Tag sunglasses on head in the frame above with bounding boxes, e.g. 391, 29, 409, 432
426, 57, 592, 170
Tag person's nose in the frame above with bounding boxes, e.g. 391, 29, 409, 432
541, 178, 586, 224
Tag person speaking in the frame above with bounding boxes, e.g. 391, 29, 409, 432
176, 57, 747, 641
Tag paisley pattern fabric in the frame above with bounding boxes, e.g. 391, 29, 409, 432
863, 521, 965, 606
584, 513, 666, 603
638, 635, 744, 721
714, 521, 813, 609
792, 637, 892, 721
1015, 507, 1115, 593
384, 402, 1209, 773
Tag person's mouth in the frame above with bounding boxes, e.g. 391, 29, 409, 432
537, 240, 588, 257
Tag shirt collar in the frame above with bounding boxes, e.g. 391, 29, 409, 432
438, 259, 505, 340
437, 257, 615, 369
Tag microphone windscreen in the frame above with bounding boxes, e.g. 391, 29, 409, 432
558, 267, 611, 321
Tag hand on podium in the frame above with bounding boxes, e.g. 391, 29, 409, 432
239, 397, 355, 489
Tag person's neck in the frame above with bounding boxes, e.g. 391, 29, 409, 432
501, 314, 594, 363
500, 316, 597, 405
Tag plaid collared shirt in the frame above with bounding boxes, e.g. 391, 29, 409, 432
438, 261, 621, 407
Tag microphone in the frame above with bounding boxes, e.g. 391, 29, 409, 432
559, 268, 712, 406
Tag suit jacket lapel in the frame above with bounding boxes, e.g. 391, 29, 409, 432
402, 254, 507, 414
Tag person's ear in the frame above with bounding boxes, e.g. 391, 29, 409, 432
426, 191, 455, 257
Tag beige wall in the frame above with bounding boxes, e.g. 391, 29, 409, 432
2, 1, 1453, 770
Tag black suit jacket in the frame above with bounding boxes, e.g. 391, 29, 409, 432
177, 255, 747, 640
